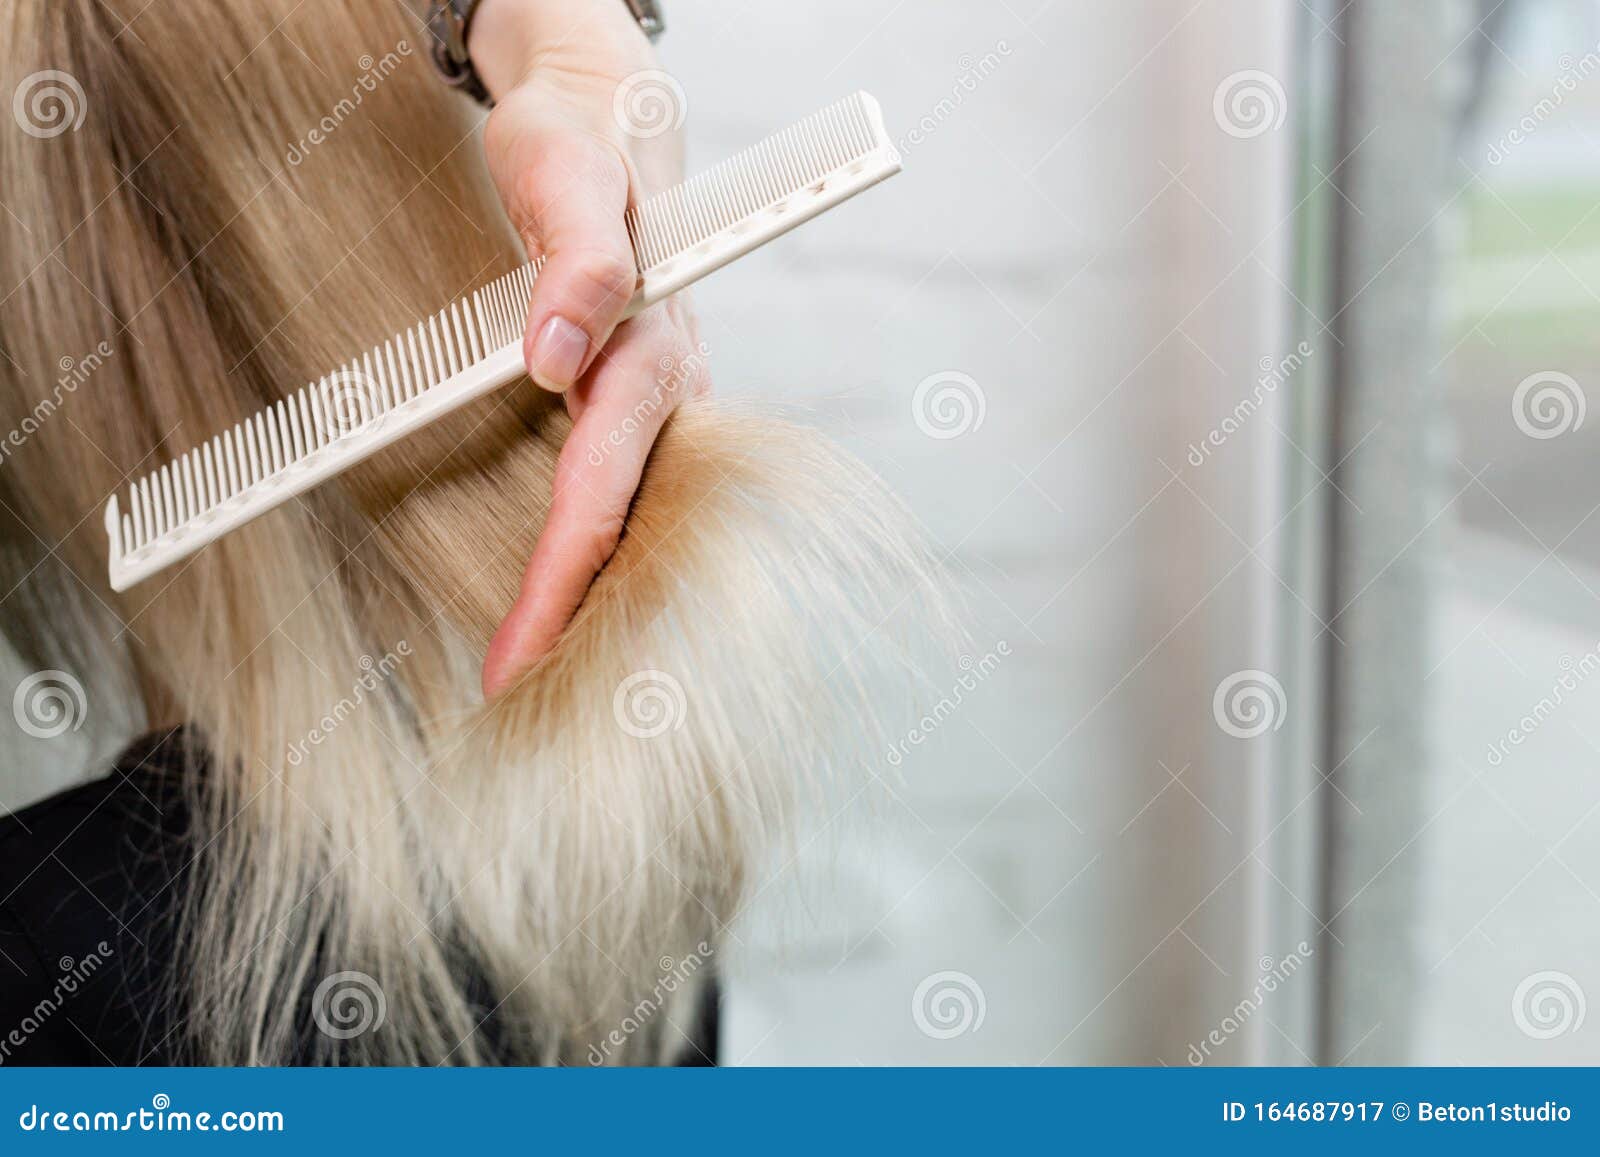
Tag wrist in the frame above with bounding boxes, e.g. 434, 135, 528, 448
468, 0, 654, 103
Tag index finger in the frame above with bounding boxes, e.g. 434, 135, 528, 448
480, 367, 674, 698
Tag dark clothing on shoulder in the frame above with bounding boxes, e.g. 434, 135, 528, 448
0, 729, 190, 1065
0, 730, 717, 1065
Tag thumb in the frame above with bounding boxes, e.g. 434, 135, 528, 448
486, 101, 640, 392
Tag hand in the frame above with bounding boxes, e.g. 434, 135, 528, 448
466, 0, 707, 698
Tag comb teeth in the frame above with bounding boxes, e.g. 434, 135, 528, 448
106, 91, 900, 592
112, 263, 542, 565
627, 91, 882, 269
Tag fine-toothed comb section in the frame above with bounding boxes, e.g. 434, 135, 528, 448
626, 90, 887, 275
106, 91, 900, 592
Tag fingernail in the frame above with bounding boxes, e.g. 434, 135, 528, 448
529, 315, 588, 391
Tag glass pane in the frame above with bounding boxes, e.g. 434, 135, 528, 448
1418, 0, 1600, 1063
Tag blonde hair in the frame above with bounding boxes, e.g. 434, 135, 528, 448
0, 0, 943, 1064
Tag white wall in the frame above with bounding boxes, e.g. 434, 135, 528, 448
660, 1, 1301, 1063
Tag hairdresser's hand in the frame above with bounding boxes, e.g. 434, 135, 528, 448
469, 0, 706, 697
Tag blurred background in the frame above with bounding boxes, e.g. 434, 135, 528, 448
7, 0, 1600, 1065
669, 0, 1600, 1065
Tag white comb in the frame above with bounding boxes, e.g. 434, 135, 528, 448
105, 91, 901, 592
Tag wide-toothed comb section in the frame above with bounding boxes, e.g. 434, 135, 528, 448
626, 91, 881, 270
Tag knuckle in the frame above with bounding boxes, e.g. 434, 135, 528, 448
570, 514, 626, 578
593, 510, 627, 557
571, 250, 637, 309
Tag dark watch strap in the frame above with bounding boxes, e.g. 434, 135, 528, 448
427, 0, 491, 104
427, 0, 666, 108
622, 1, 665, 41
